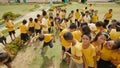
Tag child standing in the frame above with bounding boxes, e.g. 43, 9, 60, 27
34, 18, 41, 36
28, 18, 35, 36
0, 32, 7, 45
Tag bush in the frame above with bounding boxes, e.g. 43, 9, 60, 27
2, 12, 21, 20
5, 37, 21, 59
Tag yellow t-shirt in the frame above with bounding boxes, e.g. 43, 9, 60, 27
47, 19, 51, 28
92, 15, 99, 23
0, 64, 8, 68
75, 12, 80, 20
105, 13, 112, 20
28, 22, 35, 27
71, 42, 83, 64
111, 51, 120, 66
59, 29, 72, 47
100, 45, 113, 61
0, 32, 3, 38
117, 64, 120, 68
35, 22, 41, 30
5, 20, 14, 31
72, 30, 82, 42
19, 24, 28, 33
82, 44, 96, 67
60, 21, 67, 29
44, 34, 53, 43
110, 29, 120, 40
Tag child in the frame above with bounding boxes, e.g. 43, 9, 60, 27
75, 9, 81, 27
28, 17, 35, 36
60, 19, 68, 32
103, 9, 113, 28
65, 32, 83, 68
34, 18, 41, 36
0, 32, 7, 45
38, 34, 55, 55
19, 20, 29, 44
37, 14, 41, 22
83, 11, 91, 24
68, 10, 74, 23
5, 16, 16, 41
98, 40, 120, 68
81, 33, 97, 68
47, 16, 54, 33
0, 53, 9, 68
91, 10, 99, 23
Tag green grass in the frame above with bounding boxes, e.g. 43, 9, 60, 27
0, 3, 39, 19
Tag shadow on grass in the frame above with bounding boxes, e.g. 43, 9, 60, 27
40, 55, 55, 68
60, 61, 69, 68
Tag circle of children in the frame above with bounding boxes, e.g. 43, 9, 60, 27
0, 4, 120, 68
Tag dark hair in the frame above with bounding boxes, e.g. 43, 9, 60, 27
85, 11, 89, 14
71, 10, 74, 13
39, 35, 45, 41
63, 32, 73, 40
0, 53, 8, 62
96, 21, 103, 27
37, 14, 40, 18
56, 13, 59, 16
29, 17, 33, 22
85, 7, 87, 9
92, 32, 109, 42
81, 25, 91, 34
112, 40, 120, 49
34, 18, 38, 23
42, 10, 47, 16
116, 21, 120, 32
49, 16, 53, 19
109, 9, 112, 11
82, 33, 92, 39
22, 19, 27, 25
76, 9, 79, 12
69, 23, 77, 29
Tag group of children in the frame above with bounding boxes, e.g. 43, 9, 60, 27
0, 3, 120, 68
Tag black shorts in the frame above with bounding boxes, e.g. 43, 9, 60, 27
21, 33, 29, 41
51, 22, 54, 26
62, 46, 71, 54
4, 55, 12, 65
9, 30, 15, 36
35, 29, 41, 34
0, 36, 6, 43
43, 40, 53, 48
29, 27, 34, 33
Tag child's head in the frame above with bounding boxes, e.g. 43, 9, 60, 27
22, 19, 27, 25
71, 10, 74, 13
42, 10, 47, 16
105, 40, 120, 50
95, 21, 103, 27
34, 18, 38, 23
85, 11, 89, 16
85, 7, 87, 9
92, 32, 109, 44
49, 16, 53, 20
89, 4, 92, 6
82, 33, 92, 45
39, 35, 45, 41
56, 13, 59, 17
37, 14, 40, 18
63, 32, 73, 42
81, 25, 91, 34
109, 9, 112, 13
69, 23, 77, 31
29, 17, 33, 22
0, 53, 9, 63
76, 9, 79, 12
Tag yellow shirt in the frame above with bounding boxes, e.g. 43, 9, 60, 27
59, 29, 71, 47
0, 32, 3, 38
110, 29, 120, 40
19, 24, 28, 33
72, 30, 82, 42
100, 45, 113, 61
111, 52, 120, 66
71, 42, 83, 64
35, 22, 41, 30
44, 34, 53, 43
5, 20, 14, 31
28, 22, 35, 27
92, 15, 99, 23
82, 44, 96, 67
75, 12, 80, 20
117, 64, 120, 68
105, 13, 112, 20
0, 64, 8, 68
60, 21, 67, 29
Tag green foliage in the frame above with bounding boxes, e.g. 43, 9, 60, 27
2, 12, 21, 20
0, 20, 4, 25
5, 37, 21, 59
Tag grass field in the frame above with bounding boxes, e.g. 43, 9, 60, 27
8, 2, 120, 68
0, 3, 39, 19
